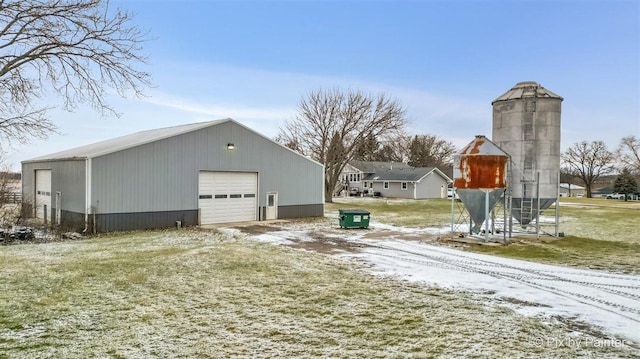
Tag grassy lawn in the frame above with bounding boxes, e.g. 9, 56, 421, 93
327, 197, 640, 273
1, 229, 632, 358
553, 198, 640, 245
471, 235, 640, 274
326, 197, 452, 227
483, 198, 640, 273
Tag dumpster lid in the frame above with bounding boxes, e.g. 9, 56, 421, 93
339, 209, 370, 215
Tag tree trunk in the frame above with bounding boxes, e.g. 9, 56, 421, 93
325, 187, 334, 203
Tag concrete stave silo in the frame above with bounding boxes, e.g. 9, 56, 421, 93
492, 81, 562, 227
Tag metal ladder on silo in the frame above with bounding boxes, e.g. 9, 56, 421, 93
520, 183, 534, 225
520, 96, 537, 226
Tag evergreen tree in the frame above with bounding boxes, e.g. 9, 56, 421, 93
375, 143, 404, 162
407, 135, 456, 168
613, 168, 638, 201
353, 133, 380, 161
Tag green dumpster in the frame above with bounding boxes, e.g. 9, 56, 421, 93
339, 209, 370, 229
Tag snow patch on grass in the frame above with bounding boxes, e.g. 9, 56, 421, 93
1, 229, 638, 357
252, 233, 295, 245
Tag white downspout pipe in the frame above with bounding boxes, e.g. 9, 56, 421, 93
83, 158, 92, 232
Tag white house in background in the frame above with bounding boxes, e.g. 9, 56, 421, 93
339, 161, 410, 195
559, 183, 585, 197
338, 161, 452, 199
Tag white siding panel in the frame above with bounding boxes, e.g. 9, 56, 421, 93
199, 171, 257, 224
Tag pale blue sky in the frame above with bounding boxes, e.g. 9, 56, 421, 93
6, 0, 639, 169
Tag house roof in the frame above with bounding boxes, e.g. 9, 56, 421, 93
364, 167, 452, 183
349, 161, 412, 174
23, 119, 231, 163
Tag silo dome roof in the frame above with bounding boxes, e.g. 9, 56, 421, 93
492, 81, 563, 104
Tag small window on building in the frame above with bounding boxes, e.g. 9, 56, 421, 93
384, 182, 389, 189
199, 194, 213, 199
401, 182, 408, 190
363, 182, 368, 188
244, 193, 256, 198
357, 173, 360, 182
230, 194, 242, 198
214, 194, 228, 199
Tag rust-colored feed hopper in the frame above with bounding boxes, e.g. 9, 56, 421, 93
453, 135, 509, 233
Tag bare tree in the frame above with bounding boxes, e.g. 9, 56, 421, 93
617, 136, 640, 174
0, 0, 151, 147
562, 140, 615, 198
277, 88, 407, 202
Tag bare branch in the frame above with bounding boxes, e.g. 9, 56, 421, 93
276, 88, 407, 202
616, 136, 640, 174
0, 0, 152, 145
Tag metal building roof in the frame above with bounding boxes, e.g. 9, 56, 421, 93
492, 81, 563, 104
23, 119, 231, 162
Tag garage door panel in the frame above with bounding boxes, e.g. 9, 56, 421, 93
199, 171, 257, 224
35, 170, 52, 222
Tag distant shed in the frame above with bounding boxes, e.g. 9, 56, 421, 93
22, 119, 324, 232
559, 183, 585, 197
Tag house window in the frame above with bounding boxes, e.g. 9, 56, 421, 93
357, 173, 360, 182
384, 182, 389, 189
401, 182, 408, 190
363, 182, 368, 188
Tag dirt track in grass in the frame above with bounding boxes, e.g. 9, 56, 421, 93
229, 219, 640, 350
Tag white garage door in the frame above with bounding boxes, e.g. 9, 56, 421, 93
35, 169, 52, 222
198, 171, 257, 224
